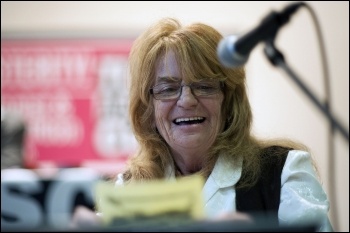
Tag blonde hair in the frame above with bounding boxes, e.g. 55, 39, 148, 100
124, 18, 307, 188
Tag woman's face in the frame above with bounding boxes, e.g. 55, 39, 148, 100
153, 51, 224, 156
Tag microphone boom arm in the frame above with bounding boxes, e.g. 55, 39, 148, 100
264, 40, 349, 141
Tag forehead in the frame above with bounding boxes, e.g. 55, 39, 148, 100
155, 50, 181, 78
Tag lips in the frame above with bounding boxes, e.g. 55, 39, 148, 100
173, 117, 205, 125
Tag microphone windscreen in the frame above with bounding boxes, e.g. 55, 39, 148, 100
217, 35, 248, 68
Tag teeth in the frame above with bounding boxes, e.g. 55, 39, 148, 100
175, 117, 204, 123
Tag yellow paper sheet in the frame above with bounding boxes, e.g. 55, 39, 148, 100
94, 175, 205, 225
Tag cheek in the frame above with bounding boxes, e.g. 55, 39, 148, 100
153, 102, 170, 127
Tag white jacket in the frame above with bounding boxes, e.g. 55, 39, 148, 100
116, 150, 333, 231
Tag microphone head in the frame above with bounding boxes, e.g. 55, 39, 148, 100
217, 35, 248, 68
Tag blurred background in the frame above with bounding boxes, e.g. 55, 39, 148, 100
1, 1, 348, 231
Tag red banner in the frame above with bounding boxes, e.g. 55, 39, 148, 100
1, 39, 137, 171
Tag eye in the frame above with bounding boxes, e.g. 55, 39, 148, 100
194, 83, 217, 90
155, 83, 180, 94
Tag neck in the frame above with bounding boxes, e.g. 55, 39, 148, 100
172, 151, 204, 175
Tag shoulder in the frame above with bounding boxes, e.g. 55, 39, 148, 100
259, 146, 314, 172
259, 146, 292, 171
282, 150, 318, 182
285, 149, 313, 164
260, 145, 292, 158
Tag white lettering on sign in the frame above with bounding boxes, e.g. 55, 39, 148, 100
1, 169, 98, 230
1, 171, 43, 229
1, 48, 97, 89
2, 94, 84, 146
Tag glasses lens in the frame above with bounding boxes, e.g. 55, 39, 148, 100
191, 82, 221, 96
151, 81, 222, 100
152, 83, 181, 100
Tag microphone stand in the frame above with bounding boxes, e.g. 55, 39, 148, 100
263, 39, 349, 142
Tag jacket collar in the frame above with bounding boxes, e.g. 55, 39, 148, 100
209, 153, 242, 188
165, 153, 242, 188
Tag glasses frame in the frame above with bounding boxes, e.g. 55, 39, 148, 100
150, 80, 225, 100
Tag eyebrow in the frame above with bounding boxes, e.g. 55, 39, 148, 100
156, 76, 181, 83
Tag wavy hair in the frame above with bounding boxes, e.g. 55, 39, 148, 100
123, 18, 307, 188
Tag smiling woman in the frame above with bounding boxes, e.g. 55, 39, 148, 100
72, 17, 333, 231
114, 17, 333, 231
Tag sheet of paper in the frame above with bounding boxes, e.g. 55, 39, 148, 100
95, 175, 205, 225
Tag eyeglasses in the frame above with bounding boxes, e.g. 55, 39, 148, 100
150, 80, 223, 100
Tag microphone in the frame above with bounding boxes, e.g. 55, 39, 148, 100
217, 2, 305, 68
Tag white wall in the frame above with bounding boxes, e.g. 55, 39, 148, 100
1, 1, 348, 231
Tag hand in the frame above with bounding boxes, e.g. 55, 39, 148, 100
210, 211, 253, 223
69, 205, 102, 229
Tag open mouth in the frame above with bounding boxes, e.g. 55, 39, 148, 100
173, 117, 205, 125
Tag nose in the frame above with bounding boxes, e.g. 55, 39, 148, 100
177, 85, 198, 108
